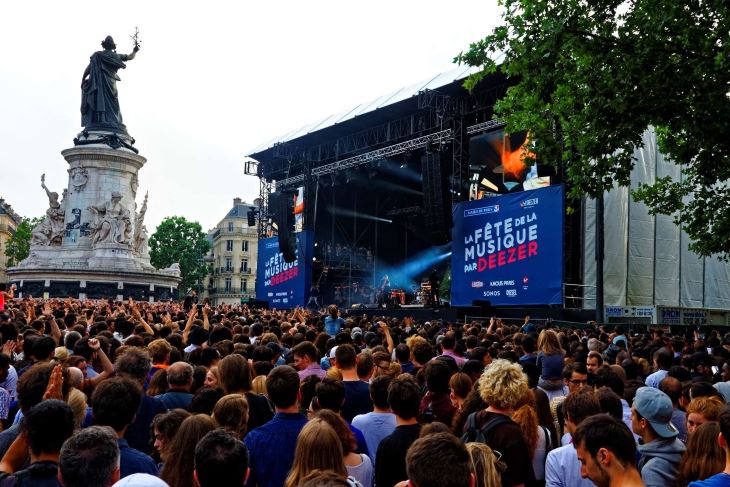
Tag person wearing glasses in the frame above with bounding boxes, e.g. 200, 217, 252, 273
550, 363, 589, 442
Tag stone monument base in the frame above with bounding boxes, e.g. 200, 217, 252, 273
8, 138, 181, 301
7, 265, 180, 302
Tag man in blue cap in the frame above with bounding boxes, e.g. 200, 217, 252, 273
631, 387, 686, 487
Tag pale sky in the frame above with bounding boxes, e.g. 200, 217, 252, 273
0, 0, 499, 233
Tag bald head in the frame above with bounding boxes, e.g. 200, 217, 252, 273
167, 362, 194, 391
659, 376, 682, 405
67, 367, 84, 389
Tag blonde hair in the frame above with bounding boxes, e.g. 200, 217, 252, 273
406, 336, 428, 360
66, 387, 88, 428
251, 375, 268, 396
537, 330, 564, 356
326, 367, 343, 381
466, 442, 504, 487
478, 359, 530, 410
284, 419, 346, 487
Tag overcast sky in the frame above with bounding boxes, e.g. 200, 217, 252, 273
0, 0, 499, 232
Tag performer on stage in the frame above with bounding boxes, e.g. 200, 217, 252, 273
428, 268, 440, 308
377, 274, 391, 308
306, 284, 320, 310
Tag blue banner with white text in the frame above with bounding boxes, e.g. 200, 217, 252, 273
451, 185, 563, 306
255, 230, 313, 308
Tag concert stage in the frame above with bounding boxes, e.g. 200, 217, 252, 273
248, 67, 581, 316
346, 306, 459, 323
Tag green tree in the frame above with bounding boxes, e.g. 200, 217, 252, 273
149, 216, 211, 292
456, 0, 729, 257
4, 217, 42, 267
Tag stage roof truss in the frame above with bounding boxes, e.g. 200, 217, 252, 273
274, 129, 453, 188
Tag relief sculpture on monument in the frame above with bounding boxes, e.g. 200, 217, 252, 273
133, 191, 149, 255
87, 191, 132, 246
71, 167, 89, 191
31, 174, 66, 247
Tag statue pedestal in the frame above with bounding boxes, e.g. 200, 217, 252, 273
8, 136, 180, 301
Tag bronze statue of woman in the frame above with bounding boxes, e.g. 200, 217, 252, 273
80, 35, 139, 134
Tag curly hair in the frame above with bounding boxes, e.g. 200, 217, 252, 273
478, 359, 529, 410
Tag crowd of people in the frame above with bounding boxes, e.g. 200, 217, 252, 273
0, 289, 729, 487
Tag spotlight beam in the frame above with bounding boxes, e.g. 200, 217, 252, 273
328, 206, 392, 223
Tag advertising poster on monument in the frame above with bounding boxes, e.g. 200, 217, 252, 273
256, 230, 313, 308
451, 185, 564, 306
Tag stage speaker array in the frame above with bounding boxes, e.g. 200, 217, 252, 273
421, 149, 453, 245
268, 191, 297, 263
247, 207, 257, 227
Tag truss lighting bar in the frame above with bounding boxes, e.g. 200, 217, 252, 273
274, 129, 451, 187
272, 121, 505, 187
386, 206, 423, 217
466, 120, 505, 135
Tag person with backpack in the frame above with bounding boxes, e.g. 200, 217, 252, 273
461, 359, 535, 487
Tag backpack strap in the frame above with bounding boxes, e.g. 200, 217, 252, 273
466, 411, 479, 430
541, 425, 553, 453
479, 414, 513, 439
460, 412, 480, 443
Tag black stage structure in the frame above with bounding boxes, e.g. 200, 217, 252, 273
246, 67, 588, 321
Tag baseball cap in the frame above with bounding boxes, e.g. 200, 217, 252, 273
633, 387, 678, 438
351, 327, 363, 338
329, 345, 339, 359
715, 382, 730, 403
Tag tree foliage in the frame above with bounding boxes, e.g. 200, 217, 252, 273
4, 217, 42, 267
456, 0, 730, 257
149, 216, 211, 292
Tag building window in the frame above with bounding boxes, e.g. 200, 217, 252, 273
225, 257, 233, 272
226, 240, 233, 251
242, 280, 248, 293
240, 259, 248, 272
242, 240, 249, 252
228, 222, 234, 232
225, 278, 232, 292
